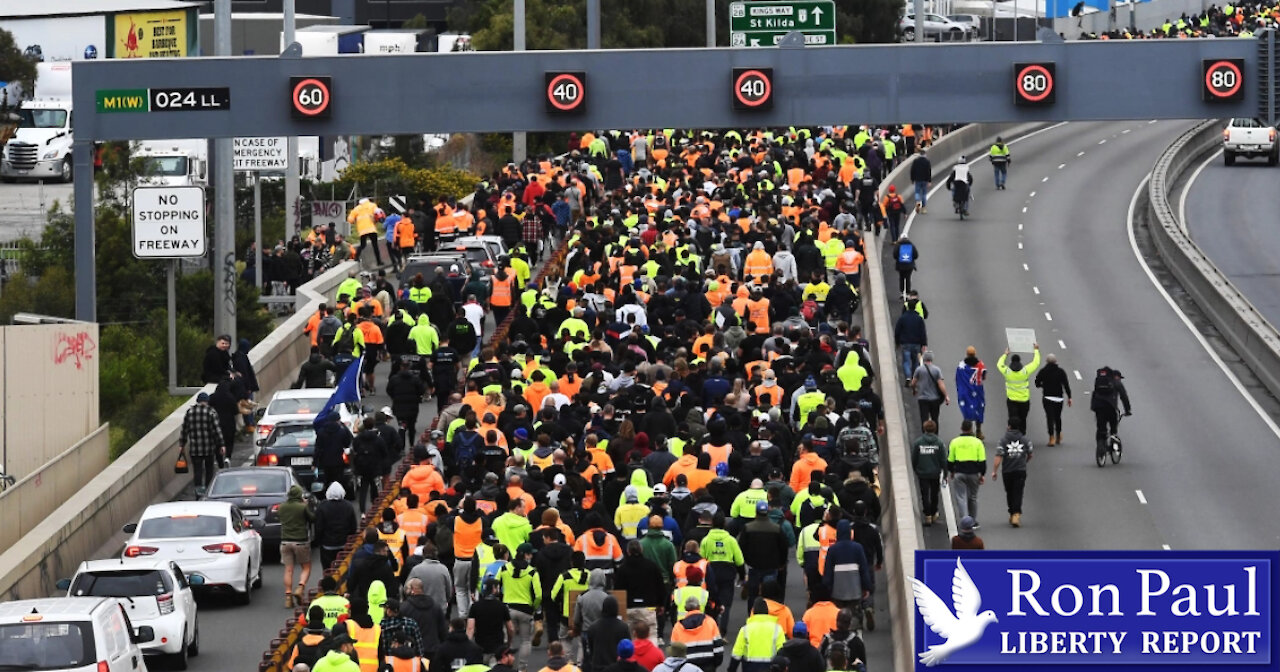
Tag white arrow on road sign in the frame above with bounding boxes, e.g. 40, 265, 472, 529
812, 7, 824, 23
751, 38, 761, 45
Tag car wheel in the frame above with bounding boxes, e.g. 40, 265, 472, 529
903, 27, 916, 42
949, 27, 963, 41
60, 157, 72, 184
1269, 151, 1278, 166
235, 565, 253, 605
252, 556, 264, 590
1224, 151, 1236, 166
166, 629, 189, 670
188, 619, 200, 657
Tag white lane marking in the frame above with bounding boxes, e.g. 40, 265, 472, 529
1127, 175, 1280, 441
1018, 224, 1024, 231
1149, 120, 1158, 124
1023, 263, 1030, 271
1033, 286, 1040, 294
1122, 129, 1132, 134
1074, 370, 1082, 380
1099, 139, 1108, 145
1136, 490, 1147, 504
1018, 242, 1024, 249
1162, 544, 1172, 550
1058, 163, 1066, 170
902, 121, 1069, 238
942, 476, 959, 538
1179, 147, 1224, 236
1059, 339, 1067, 349
1078, 151, 1086, 157
1045, 312, 1053, 321
1029, 191, 1036, 197
1022, 206, 1028, 213
1042, 176, 1049, 182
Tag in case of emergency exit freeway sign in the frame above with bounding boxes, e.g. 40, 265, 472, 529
729, 1, 837, 48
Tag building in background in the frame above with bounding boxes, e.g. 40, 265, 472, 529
0, 0, 200, 62
225, 0, 463, 29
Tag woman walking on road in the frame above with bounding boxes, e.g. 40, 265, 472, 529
955, 346, 987, 440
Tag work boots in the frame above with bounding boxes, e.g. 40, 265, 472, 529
1010, 513, 1022, 527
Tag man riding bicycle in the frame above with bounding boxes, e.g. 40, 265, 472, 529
1090, 367, 1131, 451
947, 156, 974, 216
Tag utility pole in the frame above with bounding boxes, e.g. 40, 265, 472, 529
512, 0, 527, 163
284, 0, 300, 241
707, 0, 716, 47
588, 0, 601, 50
214, 0, 236, 345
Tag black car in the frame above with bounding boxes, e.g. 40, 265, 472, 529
202, 467, 309, 553
255, 420, 350, 487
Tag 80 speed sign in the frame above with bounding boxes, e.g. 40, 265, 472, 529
1013, 62, 1056, 106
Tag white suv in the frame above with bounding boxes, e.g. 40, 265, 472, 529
60, 559, 201, 669
900, 13, 975, 42
0, 597, 156, 671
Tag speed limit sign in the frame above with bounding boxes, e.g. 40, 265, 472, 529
545, 72, 587, 114
732, 68, 774, 111
1013, 62, 1056, 107
290, 76, 332, 119
1203, 59, 1244, 102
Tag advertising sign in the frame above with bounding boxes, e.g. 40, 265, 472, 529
914, 551, 1277, 671
114, 10, 188, 58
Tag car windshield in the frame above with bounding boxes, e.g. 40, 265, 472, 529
140, 156, 189, 177
268, 424, 317, 447
70, 569, 171, 598
0, 621, 94, 669
137, 514, 226, 539
267, 396, 327, 416
17, 109, 68, 129
209, 471, 289, 496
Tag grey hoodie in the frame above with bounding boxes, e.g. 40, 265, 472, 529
572, 568, 610, 633
996, 430, 1032, 472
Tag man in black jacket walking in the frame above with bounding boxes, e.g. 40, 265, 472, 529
910, 149, 933, 213
386, 366, 427, 450
894, 305, 927, 384
315, 481, 357, 571
1034, 352, 1072, 446
738, 500, 789, 603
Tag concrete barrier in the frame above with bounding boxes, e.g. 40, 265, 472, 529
0, 424, 109, 555
866, 122, 1053, 672
0, 260, 358, 600
1144, 120, 1280, 402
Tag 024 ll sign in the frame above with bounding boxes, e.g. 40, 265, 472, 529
913, 551, 1276, 671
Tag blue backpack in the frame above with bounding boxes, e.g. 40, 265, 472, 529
454, 430, 482, 465
897, 242, 914, 264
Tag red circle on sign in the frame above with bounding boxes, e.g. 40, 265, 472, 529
1016, 64, 1054, 103
292, 78, 331, 117
1205, 60, 1243, 98
546, 73, 585, 112
734, 69, 772, 107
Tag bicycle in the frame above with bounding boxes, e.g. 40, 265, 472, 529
1095, 412, 1129, 467
0, 465, 16, 493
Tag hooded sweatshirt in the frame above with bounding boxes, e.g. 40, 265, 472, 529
996, 429, 1032, 473
367, 579, 388, 625
632, 638, 666, 671
588, 597, 634, 671
821, 520, 872, 601
573, 569, 610, 634
778, 637, 826, 672
278, 484, 314, 543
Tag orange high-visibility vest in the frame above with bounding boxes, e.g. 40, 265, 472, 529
836, 249, 864, 275
346, 622, 382, 672
491, 275, 515, 307
747, 298, 771, 334
817, 524, 839, 575
397, 509, 429, 549
754, 384, 782, 407
454, 517, 483, 559
386, 655, 424, 672
673, 558, 709, 587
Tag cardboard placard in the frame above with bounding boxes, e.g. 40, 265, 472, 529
1005, 328, 1037, 354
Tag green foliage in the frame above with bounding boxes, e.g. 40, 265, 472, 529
0, 28, 37, 98
0, 267, 74, 323
325, 158, 478, 202
403, 13, 430, 30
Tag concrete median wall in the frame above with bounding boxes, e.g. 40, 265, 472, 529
866, 121, 1052, 672
0, 261, 358, 600
1144, 120, 1280, 402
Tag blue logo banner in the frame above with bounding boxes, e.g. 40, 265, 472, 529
914, 550, 1277, 671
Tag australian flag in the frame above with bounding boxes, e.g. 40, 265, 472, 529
955, 359, 986, 423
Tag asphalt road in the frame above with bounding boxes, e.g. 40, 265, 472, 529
0, 180, 72, 242
1181, 148, 1280, 329
886, 120, 1280, 553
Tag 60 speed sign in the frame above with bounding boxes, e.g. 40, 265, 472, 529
1014, 62, 1056, 106
545, 72, 587, 114
290, 76, 332, 119
1203, 59, 1244, 102
732, 68, 774, 111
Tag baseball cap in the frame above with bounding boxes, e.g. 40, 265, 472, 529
196, 392, 210, 402
960, 516, 976, 532
553, 474, 567, 487
756, 500, 770, 514
617, 640, 635, 660
514, 428, 529, 440
804, 376, 817, 389
652, 483, 668, 494
792, 622, 808, 638
517, 543, 535, 555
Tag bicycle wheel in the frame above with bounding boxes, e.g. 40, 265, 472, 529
1095, 442, 1107, 468
1110, 436, 1122, 464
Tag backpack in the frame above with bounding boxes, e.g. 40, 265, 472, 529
333, 325, 357, 355
888, 195, 904, 212
801, 299, 820, 324
454, 430, 482, 465
841, 425, 879, 465
897, 242, 914, 264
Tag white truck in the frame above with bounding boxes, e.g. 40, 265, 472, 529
1, 62, 74, 183
1222, 118, 1278, 166
133, 140, 209, 187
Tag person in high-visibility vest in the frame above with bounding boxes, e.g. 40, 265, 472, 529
396, 493, 430, 549
996, 343, 1040, 428
312, 630, 362, 672
312, 575, 351, 630
727, 599, 786, 672
672, 565, 710, 620
498, 543, 543, 671
537, 641, 581, 672
700, 512, 744, 632
490, 267, 518, 325
345, 614, 383, 672
670, 601, 727, 672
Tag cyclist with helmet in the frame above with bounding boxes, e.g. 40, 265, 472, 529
1090, 367, 1131, 453
946, 156, 974, 216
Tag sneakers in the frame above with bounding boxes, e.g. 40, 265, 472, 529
971, 521, 981, 530
1047, 435, 1056, 447
920, 206, 927, 214
923, 515, 933, 527
1011, 513, 1022, 527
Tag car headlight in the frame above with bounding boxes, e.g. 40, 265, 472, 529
43, 150, 59, 159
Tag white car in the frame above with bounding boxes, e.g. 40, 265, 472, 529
60, 559, 201, 669
900, 13, 976, 42
121, 501, 264, 606
455, 235, 510, 263
255, 387, 360, 442
0, 597, 157, 672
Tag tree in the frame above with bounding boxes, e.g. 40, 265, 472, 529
403, 13, 430, 30
0, 28, 37, 97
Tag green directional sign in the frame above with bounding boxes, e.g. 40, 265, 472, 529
96, 89, 150, 113
729, 1, 836, 33
730, 30, 836, 47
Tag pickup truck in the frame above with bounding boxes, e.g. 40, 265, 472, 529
1223, 118, 1278, 166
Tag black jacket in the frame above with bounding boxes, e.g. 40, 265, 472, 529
314, 418, 353, 470
894, 310, 927, 347
351, 428, 388, 476
432, 631, 484, 672
347, 545, 400, 606
1034, 363, 1072, 400
315, 498, 358, 548
738, 518, 789, 572
613, 555, 667, 608
400, 593, 448, 655
778, 638, 826, 672
909, 155, 933, 183
201, 345, 232, 385
588, 605, 633, 672
386, 369, 427, 418
295, 353, 336, 389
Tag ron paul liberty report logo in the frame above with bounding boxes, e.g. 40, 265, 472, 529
913, 551, 1278, 671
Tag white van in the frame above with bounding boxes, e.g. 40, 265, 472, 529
0, 597, 155, 671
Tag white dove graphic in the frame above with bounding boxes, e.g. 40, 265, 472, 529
911, 558, 999, 667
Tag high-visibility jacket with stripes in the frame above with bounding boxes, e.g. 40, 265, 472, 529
384, 655, 425, 672
671, 610, 726, 669
672, 558, 708, 588
672, 585, 710, 618
731, 614, 785, 670
996, 350, 1040, 403
345, 622, 382, 672
574, 529, 622, 574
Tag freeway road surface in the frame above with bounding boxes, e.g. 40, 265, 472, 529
888, 120, 1280, 553
1181, 147, 1280, 330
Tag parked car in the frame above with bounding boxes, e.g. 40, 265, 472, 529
254, 421, 346, 488
900, 13, 975, 41
59, 559, 201, 669
0, 597, 156, 671
947, 14, 983, 38
255, 388, 359, 442
121, 501, 264, 605
202, 466, 311, 555
1222, 117, 1278, 166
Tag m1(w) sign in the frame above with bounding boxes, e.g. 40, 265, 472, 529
132, 186, 206, 258
233, 136, 288, 171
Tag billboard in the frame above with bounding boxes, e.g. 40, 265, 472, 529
0, 16, 106, 62
111, 10, 190, 58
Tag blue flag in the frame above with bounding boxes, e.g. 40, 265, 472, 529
313, 356, 362, 426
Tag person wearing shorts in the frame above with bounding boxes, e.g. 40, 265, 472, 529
279, 484, 316, 608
